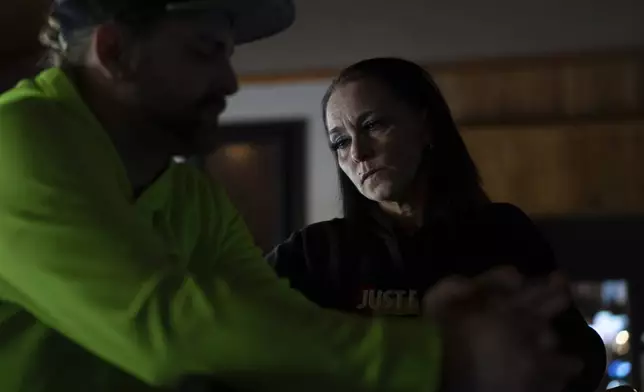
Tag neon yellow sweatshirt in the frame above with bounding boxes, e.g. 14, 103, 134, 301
0, 68, 441, 392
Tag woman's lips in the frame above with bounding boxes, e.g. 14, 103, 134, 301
360, 168, 385, 184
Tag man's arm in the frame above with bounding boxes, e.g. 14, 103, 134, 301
0, 100, 442, 391
194, 185, 443, 390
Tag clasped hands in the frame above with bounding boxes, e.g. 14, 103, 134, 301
423, 266, 583, 392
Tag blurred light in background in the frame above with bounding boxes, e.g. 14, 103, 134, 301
608, 360, 632, 379
222, 144, 255, 162
590, 311, 628, 344
571, 280, 631, 389
607, 380, 629, 389
616, 331, 630, 346
602, 280, 629, 307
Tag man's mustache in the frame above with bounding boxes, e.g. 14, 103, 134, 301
195, 93, 227, 113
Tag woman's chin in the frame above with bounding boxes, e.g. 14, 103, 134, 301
362, 182, 396, 203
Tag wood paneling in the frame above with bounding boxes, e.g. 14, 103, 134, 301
437, 52, 644, 215
462, 119, 644, 215
241, 50, 644, 125
0, 53, 43, 93
437, 52, 644, 124
241, 50, 644, 120
0, 0, 50, 92
0, 0, 51, 56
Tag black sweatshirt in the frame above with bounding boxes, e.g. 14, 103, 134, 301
267, 202, 606, 392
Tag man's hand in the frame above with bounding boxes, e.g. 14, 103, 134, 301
423, 267, 583, 392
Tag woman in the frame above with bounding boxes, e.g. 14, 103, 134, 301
268, 57, 606, 391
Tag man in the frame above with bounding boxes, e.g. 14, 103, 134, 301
0, 0, 583, 391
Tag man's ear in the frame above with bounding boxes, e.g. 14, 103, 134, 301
93, 23, 135, 80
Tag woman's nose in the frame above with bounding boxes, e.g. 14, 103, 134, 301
350, 136, 374, 163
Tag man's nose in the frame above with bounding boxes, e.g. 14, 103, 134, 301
222, 65, 239, 96
213, 60, 239, 97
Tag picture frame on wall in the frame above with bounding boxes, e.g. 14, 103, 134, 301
190, 120, 306, 254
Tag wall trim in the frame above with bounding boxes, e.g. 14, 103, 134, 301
239, 47, 644, 85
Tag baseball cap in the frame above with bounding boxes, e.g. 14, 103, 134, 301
52, 0, 295, 44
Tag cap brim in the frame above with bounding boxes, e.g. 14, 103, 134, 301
166, 0, 295, 44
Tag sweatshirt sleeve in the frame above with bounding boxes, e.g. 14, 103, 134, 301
0, 100, 442, 391
266, 230, 304, 276
477, 204, 607, 392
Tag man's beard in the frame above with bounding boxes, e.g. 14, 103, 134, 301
139, 93, 225, 158
154, 111, 222, 158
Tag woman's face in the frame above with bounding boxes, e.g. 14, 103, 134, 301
325, 78, 431, 203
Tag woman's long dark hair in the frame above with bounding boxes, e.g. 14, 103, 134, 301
322, 57, 489, 224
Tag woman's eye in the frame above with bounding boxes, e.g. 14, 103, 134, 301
363, 119, 384, 131
330, 138, 350, 151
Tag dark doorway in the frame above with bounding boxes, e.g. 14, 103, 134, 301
194, 120, 306, 254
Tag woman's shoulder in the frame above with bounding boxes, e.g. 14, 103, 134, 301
282, 218, 349, 246
470, 202, 530, 218
301, 217, 349, 235
458, 202, 544, 241
460, 202, 535, 228
458, 202, 556, 275
266, 218, 350, 270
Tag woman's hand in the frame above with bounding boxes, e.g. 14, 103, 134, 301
423, 266, 582, 392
